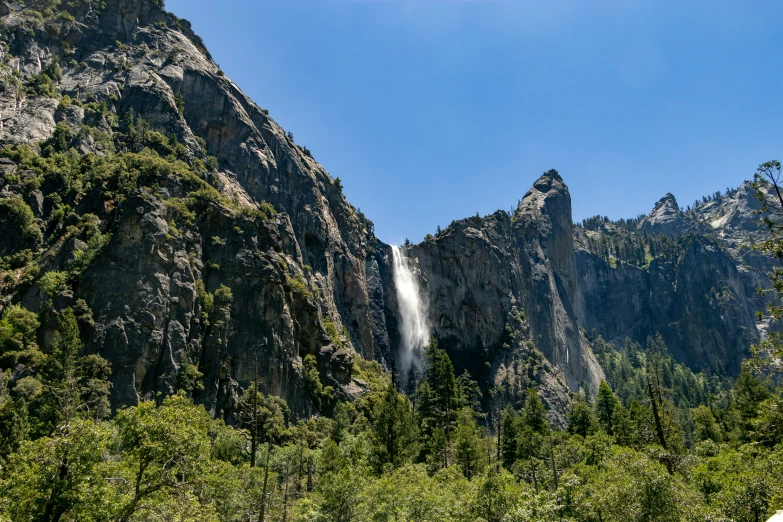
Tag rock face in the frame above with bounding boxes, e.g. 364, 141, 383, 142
399, 170, 604, 424
576, 185, 776, 375
0, 0, 775, 425
0, 0, 373, 419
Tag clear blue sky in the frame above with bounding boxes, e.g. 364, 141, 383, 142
167, 0, 783, 244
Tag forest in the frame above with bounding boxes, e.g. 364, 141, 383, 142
1, 304, 782, 521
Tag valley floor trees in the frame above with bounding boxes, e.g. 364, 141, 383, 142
0, 331, 782, 521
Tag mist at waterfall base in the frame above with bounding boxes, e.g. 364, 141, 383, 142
390, 246, 430, 386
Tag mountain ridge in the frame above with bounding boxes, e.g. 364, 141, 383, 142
0, 0, 775, 428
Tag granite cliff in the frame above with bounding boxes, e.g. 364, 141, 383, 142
576, 185, 775, 375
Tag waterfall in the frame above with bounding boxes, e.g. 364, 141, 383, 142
391, 245, 430, 382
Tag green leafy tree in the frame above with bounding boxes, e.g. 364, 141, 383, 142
692, 404, 722, 443
304, 354, 334, 413
522, 388, 549, 436
0, 397, 29, 462
473, 467, 521, 522
238, 380, 289, 466
0, 419, 113, 522
110, 394, 214, 521
0, 304, 40, 359
31, 308, 111, 438
312, 467, 359, 522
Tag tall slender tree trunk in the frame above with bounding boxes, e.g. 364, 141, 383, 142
548, 433, 559, 490
647, 374, 673, 475
530, 460, 539, 494
282, 460, 290, 522
259, 444, 270, 522
250, 359, 260, 468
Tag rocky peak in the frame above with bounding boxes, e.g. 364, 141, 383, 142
655, 193, 680, 211
516, 170, 577, 290
519, 169, 568, 213
638, 192, 685, 237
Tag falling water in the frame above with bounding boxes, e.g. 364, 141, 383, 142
391, 245, 430, 382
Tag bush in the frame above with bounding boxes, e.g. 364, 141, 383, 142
303, 353, 334, 413
0, 197, 42, 244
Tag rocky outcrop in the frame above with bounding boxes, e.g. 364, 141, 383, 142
403, 170, 604, 414
576, 183, 776, 375
638, 193, 685, 237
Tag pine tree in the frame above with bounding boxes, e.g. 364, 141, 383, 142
567, 396, 597, 438
0, 397, 29, 460
594, 381, 619, 435
32, 308, 111, 438
732, 368, 770, 440
500, 406, 518, 469
369, 380, 418, 472
611, 403, 635, 446
416, 338, 459, 446
522, 388, 548, 435
454, 407, 484, 479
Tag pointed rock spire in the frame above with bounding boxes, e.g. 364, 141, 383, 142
638, 192, 685, 237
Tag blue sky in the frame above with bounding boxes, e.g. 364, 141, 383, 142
167, 0, 783, 244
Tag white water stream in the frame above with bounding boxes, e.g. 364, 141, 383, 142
391, 245, 430, 381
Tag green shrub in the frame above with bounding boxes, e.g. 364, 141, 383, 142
287, 273, 313, 300
0, 197, 42, 244
174, 93, 185, 116
39, 270, 68, 298
322, 319, 343, 347
303, 353, 334, 413
164, 198, 195, 228
214, 285, 233, 309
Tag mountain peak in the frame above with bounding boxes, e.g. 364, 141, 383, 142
530, 169, 564, 193
655, 193, 679, 211
637, 192, 684, 237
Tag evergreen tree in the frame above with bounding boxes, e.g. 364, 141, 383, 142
611, 403, 635, 447
453, 407, 484, 479
237, 381, 289, 466
500, 406, 518, 469
456, 370, 483, 415
31, 308, 111, 437
568, 395, 598, 438
692, 404, 722, 443
369, 381, 418, 472
594, 381, 619, 436
522, 388, 548, 436
416, 338, 459, 463
0, 397, 29, 462
732, 368, 770, 440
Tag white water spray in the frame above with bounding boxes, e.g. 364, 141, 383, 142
391, 245, 430, 382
